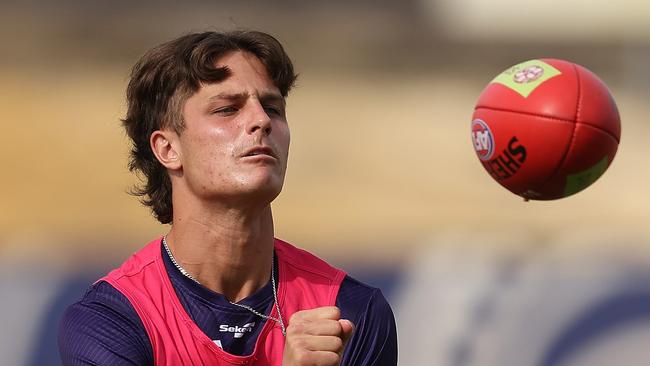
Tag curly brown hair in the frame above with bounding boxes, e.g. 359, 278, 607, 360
122, 30, 297, 224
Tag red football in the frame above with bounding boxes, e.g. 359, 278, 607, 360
471, 59, 621, 200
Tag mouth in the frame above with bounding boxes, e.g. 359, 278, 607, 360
242, 146, 277, 160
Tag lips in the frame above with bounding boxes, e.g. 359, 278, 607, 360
241, 146, 277, 159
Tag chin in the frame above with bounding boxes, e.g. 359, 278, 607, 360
239, 174, 285, 202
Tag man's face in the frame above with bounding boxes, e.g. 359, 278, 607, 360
175, 51, 290, 206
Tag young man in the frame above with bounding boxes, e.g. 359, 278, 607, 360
59, 31, 397, 365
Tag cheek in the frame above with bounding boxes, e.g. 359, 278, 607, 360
182, 130, 234, 178
276, 124, 291, 157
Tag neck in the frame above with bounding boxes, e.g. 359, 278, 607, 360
165, 202, 275, 302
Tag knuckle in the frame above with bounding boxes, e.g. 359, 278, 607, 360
289, 310, 306, 323
332, 320, 343, 334
332, 337, 343, 350
321, 306, 340, 320
321, 319, 341, 335
293, 337, 308, 350
289, 321, 305, 335
324, 352, 341, 365
294, 349, 312, 364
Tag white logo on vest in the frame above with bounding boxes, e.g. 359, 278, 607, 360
219, 322, 256, 339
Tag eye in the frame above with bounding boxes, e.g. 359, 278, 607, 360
212, 106, 238, 116
264, 105, 284, 116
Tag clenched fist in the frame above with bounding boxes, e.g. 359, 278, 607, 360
282, 306, 355, 366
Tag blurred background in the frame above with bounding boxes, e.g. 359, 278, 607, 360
1, 0, 649, 365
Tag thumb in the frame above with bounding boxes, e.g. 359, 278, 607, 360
339, 319, 355, 345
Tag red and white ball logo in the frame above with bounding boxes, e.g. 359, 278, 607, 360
513, 65, 544, 83
471, 119, 494, 161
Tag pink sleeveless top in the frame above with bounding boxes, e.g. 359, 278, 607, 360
102, 237, 346, 365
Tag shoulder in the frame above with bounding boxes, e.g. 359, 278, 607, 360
275, 239, 347, 304
107, 238, 162, 280
337, 275, 396, 331
58, 280, 153, 366
275, 239, 343, 276
338, 275, 398, 366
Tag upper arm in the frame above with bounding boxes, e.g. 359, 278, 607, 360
337, 277, 398, 366
58, 281, 153, 366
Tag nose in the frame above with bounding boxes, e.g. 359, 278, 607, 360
246, 101, 272, 136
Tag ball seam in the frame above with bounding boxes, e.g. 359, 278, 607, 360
532, 63, 582, 197
473, 106, 619, 143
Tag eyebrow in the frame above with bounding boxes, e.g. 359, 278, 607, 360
208, 92, 285, 105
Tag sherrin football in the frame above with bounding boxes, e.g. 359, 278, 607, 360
471, 59, 621, 200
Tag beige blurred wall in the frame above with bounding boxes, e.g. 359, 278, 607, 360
1, 1, 649, 268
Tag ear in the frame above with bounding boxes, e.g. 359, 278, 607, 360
150, 130, 182, 170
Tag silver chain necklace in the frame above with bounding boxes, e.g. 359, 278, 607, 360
162, 235, 286, 336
